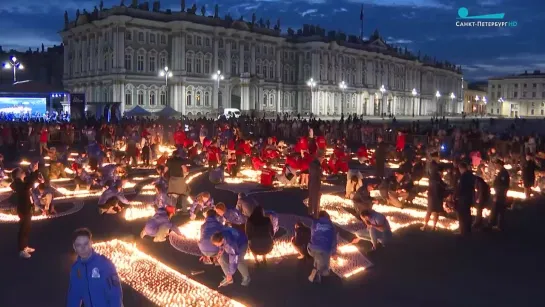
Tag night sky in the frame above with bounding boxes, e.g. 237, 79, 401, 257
0, 0, 543, 81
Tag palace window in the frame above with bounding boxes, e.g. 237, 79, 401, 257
196, 36, 202, 46
204, 92, 210, 106
187, 35, 193, 45
186, 91, 192, 106
205, 38, 211, 47
150, 34, 156, 44
138, 32, 144, 42
160, 91, 166, 105
218, 39, 224, 49
149, 91, 156, 105
160, 35, 166, 44
244, 62, 249, 73
125, 91, 132, 105
160, 56, 166, 69
138, 91, 144, 105
137, 55, 144, 72
204, 59, 211, 74
125, 31, 132, 41
196, 91, 201, 106
186, 58, 192, 73
124, 54, 132, 71
195, 57, 202, 74
149, 56, 156, 72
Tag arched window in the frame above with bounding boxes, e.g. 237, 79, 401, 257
269, 66, 274, 79
263, 94, 267, 107
262, 65, 267, 78
204, 59, 211, 74
186, 91, 192, 106
284, 93, 289, 107
218, 59, 224, 73
196, 56, 202, 74
138, 91, 144, 105
137, 55, 144, 72
186, 54, 193, 73
148, 55, 156, 72
244, 61, 249, 73
231, 60, 238, 75
160, 55, 166, 69
284, 69, 289, 82
149, 91, 156, 105
218, 38, 224, 49
196, 91, 201, 106
125, 90, 132, 106
204, 92, 210, 106
124, 54, 132, 71
160, 91, 166, 105
269, 94, 274, 107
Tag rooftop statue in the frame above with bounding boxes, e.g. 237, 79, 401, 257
214, 4, 218, 18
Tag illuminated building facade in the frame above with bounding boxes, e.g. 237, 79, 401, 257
488, 70, 545, 117
61, 4, 462, 117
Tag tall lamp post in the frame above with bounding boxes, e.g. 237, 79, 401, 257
212, 70, 224, 114
159, 66, 173, 107
3, 56, 24, 83
435, 90, 441, 116
379, 84, 386, 118
339, 81, 347, 117
411, 88, 417, 117
482, 96, 487, 115
449, 92, 455, 115
307, 78, 317, 116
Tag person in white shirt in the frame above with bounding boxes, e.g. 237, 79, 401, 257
352, 209, 392, 251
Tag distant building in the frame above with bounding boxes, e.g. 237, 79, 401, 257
488, 70, 545, 117
463, 81, 488, 115
61, 5, 462, 117
0, 45, 64, 88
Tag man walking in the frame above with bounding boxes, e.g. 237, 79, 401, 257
308, 152, 325, 218
454, 162, 475, 236
67, 228, 123, 307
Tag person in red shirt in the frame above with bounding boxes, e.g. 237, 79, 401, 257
260, 163, 276, 187
207, 141, 221, 169
357, 145, 369, 164
174, 128, 187, 149
39, 127, 48, 155
396, 131, 406, 152
295, 136, 309, 156
251, 156, 266, 170
316, 135, 327, 151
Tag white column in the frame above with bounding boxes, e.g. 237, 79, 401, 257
276, 88, 282, 113
213, 37, 219, 71
276, 47, 281, 82
120, 84, 125, 115
181, 33, 186, 71
213, 80, 219, 110
226, 41, 232, 75
112, 29, 118, 70
180, 83, 186, 114
297, 90, 302, 114
250, 43, 256, 75
239, 41, 244, 74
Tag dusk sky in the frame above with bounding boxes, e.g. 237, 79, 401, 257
0, 0, 543, 81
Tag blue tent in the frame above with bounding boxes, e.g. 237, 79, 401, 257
153, 106, 181, 117
124, 105, 151, 117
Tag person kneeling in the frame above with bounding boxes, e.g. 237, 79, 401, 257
140, 205, 180, 242
245, 206, 274, 265
352, 209, 392, 251
198, 209, 225, 265
97, 181, 130, 215
32, 183, 56, 215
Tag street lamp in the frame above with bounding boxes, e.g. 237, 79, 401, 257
379, 85, 386, 118
212, 70, 225, 112
339, 81, 347, 116
435, 90, 441, 116
307, 78, 317, 116
411, 88, 417, 117
159, 66, 173, 107
3, 56, 24, 83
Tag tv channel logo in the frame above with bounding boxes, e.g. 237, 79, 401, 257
456, 7, 517, 27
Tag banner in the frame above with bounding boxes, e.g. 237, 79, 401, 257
70, 93, 85, 120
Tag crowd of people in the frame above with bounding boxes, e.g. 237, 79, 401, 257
2, 113, 544, 304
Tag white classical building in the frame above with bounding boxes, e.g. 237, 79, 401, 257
488, 70, 545, 117
60, 5, 463, 117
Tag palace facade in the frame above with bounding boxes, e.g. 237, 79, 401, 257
488, 70, 545, 117
61, 4, 463, 117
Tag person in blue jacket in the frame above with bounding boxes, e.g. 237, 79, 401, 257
211, 227, 251, 287
214, 202, 247, 231
67, 228, 123, 307
307, 211, 337, 283
198, 209, 225, 264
